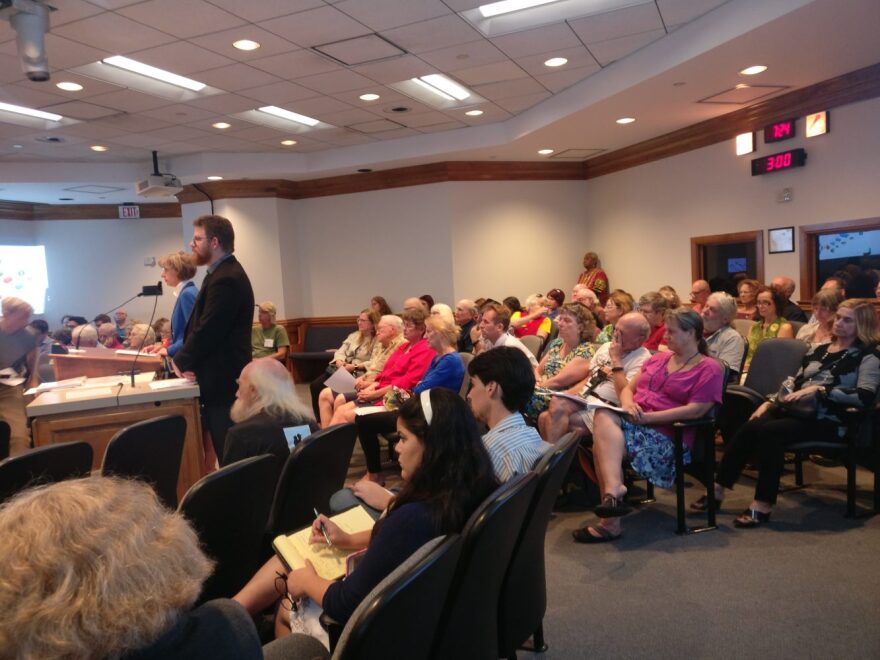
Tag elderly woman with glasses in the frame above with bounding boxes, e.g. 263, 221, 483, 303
744, 285, 794, 370
573, 308, 724, 543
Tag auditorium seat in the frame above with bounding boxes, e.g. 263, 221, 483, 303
0, 441, 92, 504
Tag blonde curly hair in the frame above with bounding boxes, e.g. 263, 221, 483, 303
0, 477, 212, 659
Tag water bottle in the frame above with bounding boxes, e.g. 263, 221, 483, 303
781, 376, 795, 397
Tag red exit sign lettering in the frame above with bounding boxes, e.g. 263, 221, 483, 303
764, 119, 796, 143
118, 205, 140, 219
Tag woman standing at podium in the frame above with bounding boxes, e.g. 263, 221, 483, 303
145, 251, 198, 359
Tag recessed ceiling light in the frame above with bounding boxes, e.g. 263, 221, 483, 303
544, 57, 568, 67
359, 93, 380, 101
101, 55, 206, 91
56, 81, 83, 92
0, 102, 62, 122
12, 144, 23, 149
412, 74, 471, 101
280, 139, 297, 146
615, 117, 635, 124
90, 145, 108, 152
465, 109, 483, 116
735, 83, 750, 90
740, 65, 767, 76
479, 0, 561, 18
212, 121, 231, 129
232, 39, 260, 51
207, 175, 223, 181
258, 105, 320, 127
538, 149, 554, 155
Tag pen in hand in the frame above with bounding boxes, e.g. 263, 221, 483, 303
314, 507, 332, 546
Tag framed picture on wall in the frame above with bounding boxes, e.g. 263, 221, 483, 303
768, 226, 795, 253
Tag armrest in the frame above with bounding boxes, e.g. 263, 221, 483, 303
725, 384, 766, 407
319, 611, 344, 652
671, 417, 715, 429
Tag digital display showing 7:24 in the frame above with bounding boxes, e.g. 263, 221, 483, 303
750, 148, 807, 176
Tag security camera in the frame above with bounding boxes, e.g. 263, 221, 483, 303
0, 1, 55, 82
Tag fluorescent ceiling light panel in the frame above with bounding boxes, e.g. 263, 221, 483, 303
0, 102, 62, 122
258, 106, 320, 127
102, 56, 206, 91
479, 0, 560, 18
414, 74, 471, 101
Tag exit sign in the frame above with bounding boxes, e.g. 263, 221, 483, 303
118, 205, 140, 219
764, 119, 796, 143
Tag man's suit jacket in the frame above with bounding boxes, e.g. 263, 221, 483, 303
175, 255, 254, 406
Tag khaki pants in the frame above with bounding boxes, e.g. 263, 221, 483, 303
0, 383, 31, 456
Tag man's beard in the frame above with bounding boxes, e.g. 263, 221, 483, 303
192, 248, 210, 266
230, 398, 259, 424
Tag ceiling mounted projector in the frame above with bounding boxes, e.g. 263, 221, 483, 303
136, 150, 183, 197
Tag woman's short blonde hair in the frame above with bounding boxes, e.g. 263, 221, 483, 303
837, 299, 880, 346
0, 477, 212, 659
430, 303, 455, 328
128, 323, 156, 349
558, 302, 598, 342
426, 314, 460, 346
158, 250, 197, 281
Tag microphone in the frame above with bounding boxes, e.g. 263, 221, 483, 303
129, 285, 161, 388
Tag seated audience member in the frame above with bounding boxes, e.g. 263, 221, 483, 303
233, 389, 497, 647
453, 299, 479, 352
701, 292, 746, 378
64, 315, 88, 329
525, 303, 596, 419
510, 293, 552, 340
503, 296, 523, 316
251, 301, 290, 362
1, 297, 38, 456
430, 303, 456, 329
689, 279, 711, 313
596, 290, 635, 344
402, 297, 424, 313
418, 294, 434, 312
545, 288, 565, 320
703, 300, 880, 527
52, 327, 72, 347
770, 275, 808, 323
571, 283, 600, 310
370, 295, 392, 316
821, 275, 847, 299
97, 323, 123, 349
28, 319, 52, 355
573, 309, 723, 543
658, 285, 682, 310
114, 308, 132, 342
223, 358, 316, 468
542, 312, 651, 443
127, 323, 156, 351
93, 314, 112, 328
318, 315, 404, 428
309, 309, 377, 420
0, 477, 262, 659
71, 323, 99, 348
797, 288, 842, 347
328, 309, 434, 426
736, 278, 760, 320
353, 315, 465, 484
744, 286, 794, 370
144, 250, 199, 359
473, 302, 539, 367
577, 251, 610, 305
152, 317, 171, 345
638, 291, 669, 350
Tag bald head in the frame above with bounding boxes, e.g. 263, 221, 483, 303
616, 311, 651, 352
690, 279, 710, 305
403, 297, 422, 313
454, 299, 477, 325
771, 276, 795, 298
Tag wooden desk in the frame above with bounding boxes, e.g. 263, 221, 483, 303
27, 381, 205, 502
52, 347, 163, 380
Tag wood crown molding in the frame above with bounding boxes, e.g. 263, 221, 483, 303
0, 201, 181, 221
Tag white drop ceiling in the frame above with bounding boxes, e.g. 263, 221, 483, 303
0, 0, 876, 203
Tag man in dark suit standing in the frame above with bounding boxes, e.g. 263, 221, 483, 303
173, 214, 254, 460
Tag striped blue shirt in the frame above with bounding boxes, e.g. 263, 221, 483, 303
482, 413, 549, 482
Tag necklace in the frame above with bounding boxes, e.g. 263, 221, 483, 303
648, 351, 701, 391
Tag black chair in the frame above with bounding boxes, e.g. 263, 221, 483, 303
0, 441, 93, 504
498, 434, 578, 659
265, 422, 357, 542
320, 535, 463, 658
100, 415, 186, 509
0, 420, 9, 461
178, 454, 279, 603
432, 472, 538, 659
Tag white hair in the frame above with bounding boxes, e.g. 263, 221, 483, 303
380, 314, 403, 333
430, 303, 455, 328
248, 358, 314, 423
707, 292, 737, 324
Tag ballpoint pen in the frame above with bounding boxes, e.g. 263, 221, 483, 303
314, 507, 332, 546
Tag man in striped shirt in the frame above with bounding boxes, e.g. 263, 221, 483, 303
468, 347, 550, 481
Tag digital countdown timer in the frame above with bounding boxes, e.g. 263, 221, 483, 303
751, 148, 807, 176
764, 119, 796, 143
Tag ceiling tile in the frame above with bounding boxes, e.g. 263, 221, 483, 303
396, 110, 452, 128
42, 34, 110, 68
315, 35, 405, 66
349, 118, 407, 133
249, 49, 342, 79
283, 95, 354, 117
473, 77, 546, 102
50, 0, 105, 26
490, 23, 582, 59
150, 141, 204, 154
36, 71, 124, 99
106, 132, 167, 148
83, 0, 142, 8
239, 81, 320, 105
186, 93, 262, 113
513, 45, 599, 77
380, 14, 482, 54
417, 120, 467, 133
0, 84, 67, 108
657, 0, 730, 28
92, 114, 174, 133
418, 39, 507, 72
53, 12, 177, 54
185, 133, 255, 149
224, 125, 292, 141
317, 107, 384, 126
117, 0, 247, 39
139, 103, 220, 124
493, 90, 551, 113
371, 127, 421, 140
189, 25, 299, 62
297, 69, 377, 94
38, 100, 120, 119
193, 63, 282, 92
205, 0, 325, 23
52, 121, 127, 140
259, 6, 373, 48
127, 42, 235, 75
334, 0, 451, 32
587, 28, 666, 66
568, 3, 664, 44
436, 0, 484, 10
85, 89, 174, 113
140, 125, 213, 142
459, 102, 510, 122
351, 55, 435, 84
534, 63, 601, 93
315, 130, 376, 146
452, 60, 528, 86
0, 53, 26, 84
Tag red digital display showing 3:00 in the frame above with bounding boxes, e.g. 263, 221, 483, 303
751, 148, 807, 176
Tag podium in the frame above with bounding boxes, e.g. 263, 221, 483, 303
51, 347, 163, 380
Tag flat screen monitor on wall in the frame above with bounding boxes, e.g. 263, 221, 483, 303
0, 245, 49, 314
816, 229, 880, 297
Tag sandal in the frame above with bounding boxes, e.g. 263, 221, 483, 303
595, 494, 632, 518
733, 508, 771, 528
572, 525, 621, 544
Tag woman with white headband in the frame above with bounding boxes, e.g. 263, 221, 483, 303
235, 388, 498, 648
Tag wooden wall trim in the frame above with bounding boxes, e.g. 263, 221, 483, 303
798, 216, 880, 299
0, 201, 181, 221
690, 230, 764, 283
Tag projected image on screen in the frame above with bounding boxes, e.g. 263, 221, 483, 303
815, 229, 880, 297
0, 246, 48, 314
